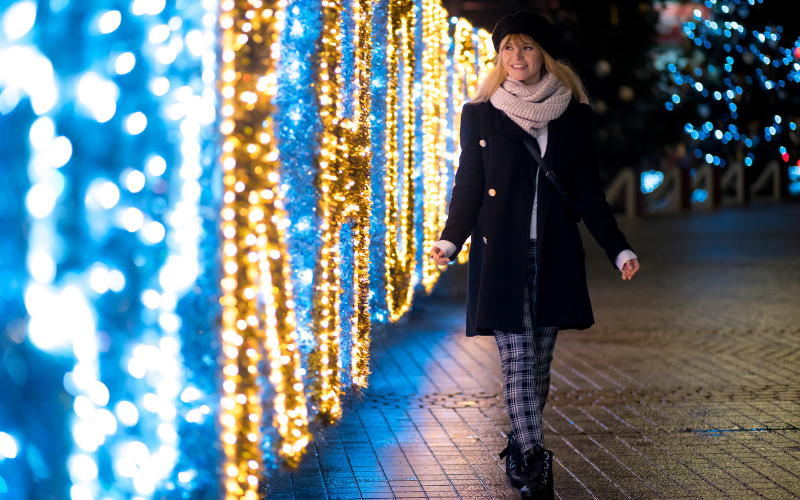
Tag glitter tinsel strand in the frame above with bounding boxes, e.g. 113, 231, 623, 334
306, 0, 346, 424
368, 0, 391, 324
344, 0, 374, 390
383, 0, 418, 322
218, 0, 310, 496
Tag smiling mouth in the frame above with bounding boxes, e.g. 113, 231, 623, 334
511, 64, 528, 69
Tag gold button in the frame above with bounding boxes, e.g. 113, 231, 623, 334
479, 140, 486, 147
483, 237, 487, 244
488, 189, 496, 196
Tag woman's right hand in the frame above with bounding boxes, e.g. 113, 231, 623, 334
429, 246, 451, 266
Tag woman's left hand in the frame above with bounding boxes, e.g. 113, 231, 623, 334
621, 258, 639, 280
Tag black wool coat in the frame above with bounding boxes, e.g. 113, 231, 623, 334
439, 98, 633, 336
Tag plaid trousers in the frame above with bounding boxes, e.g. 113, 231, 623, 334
494, 241, 559, 453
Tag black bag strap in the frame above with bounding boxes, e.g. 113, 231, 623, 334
521, 137, 582, 223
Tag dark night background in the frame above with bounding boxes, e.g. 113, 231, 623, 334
442, 0, 800, 192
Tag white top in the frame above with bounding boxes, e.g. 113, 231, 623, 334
530, 132, 547, 238
433, 130, 638, 271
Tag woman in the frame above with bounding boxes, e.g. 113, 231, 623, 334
429, 11, 640, 500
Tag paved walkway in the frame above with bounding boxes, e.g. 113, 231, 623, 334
265, 205, 800, 500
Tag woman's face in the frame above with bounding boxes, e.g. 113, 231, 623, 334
501, 38, 544, 85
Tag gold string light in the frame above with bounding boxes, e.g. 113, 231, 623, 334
420, 0, 450, 292
434, 6, 450, 280
476, 28, 494, 86
384, 0, 417, 321
307, 0, 374, 421
306, 0, 345, 424
454, 19, 477, 98
219, 0, 309, 494
344, 0, 374, 389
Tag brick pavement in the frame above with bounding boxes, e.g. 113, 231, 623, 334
264, 205, 800, 499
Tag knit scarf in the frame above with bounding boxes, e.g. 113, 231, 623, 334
489, 73, 571, 138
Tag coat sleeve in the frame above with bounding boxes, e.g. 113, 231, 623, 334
439, 103, 486, 261
570, 113, 633, 269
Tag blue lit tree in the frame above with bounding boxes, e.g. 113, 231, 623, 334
654, 0, 800, 197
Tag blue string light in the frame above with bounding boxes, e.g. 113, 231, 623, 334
368, 0, 390, 324
275, 0, 323, 353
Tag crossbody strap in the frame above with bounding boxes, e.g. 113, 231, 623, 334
522, 137, 582, 223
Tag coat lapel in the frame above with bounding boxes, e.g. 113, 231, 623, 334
544, 100, 588, 176
494, 109, 529, 140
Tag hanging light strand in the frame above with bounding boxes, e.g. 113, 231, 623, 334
476, 28, 495, 87
383, 0, 417, 321
420, 0, 451, 292
344, 0, 374, 389
218, 0, 309, 495
307, 0, 347, 423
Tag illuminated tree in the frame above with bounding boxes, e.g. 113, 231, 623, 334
653, 0, 800, 197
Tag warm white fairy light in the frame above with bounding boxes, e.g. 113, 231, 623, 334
420, 0, 450, 292
218, 0, 309, 494
383, 0, 418, 321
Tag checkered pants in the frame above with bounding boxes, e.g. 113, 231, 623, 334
494, 241, 559, 453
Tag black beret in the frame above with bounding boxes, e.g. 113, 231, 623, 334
491, 11, 561, 60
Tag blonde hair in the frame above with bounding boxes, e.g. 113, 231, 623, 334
472, 33, 590, 105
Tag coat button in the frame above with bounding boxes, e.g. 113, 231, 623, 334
488, 189, 496, 196
479, 140, 486, 147
483, 237, 487, 244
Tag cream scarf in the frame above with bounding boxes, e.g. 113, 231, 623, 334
489, 73, 571, 138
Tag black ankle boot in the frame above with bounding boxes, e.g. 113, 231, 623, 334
520, 445, 554, 500
498, 430, 526, 488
